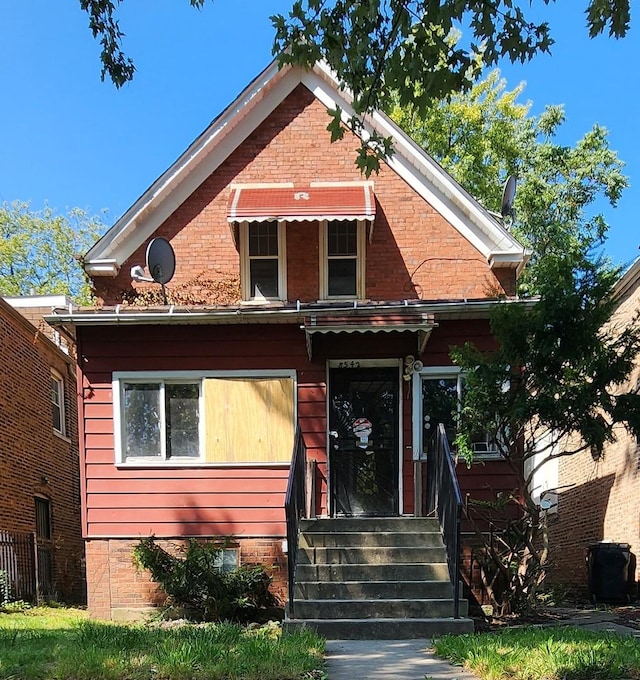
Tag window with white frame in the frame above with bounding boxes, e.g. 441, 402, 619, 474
114, 372, 295, 465
418, 369, 500, 459
240, 221, 286, 301
51, 371, 65, 436
320, 219, 365, 299
121, 381, 201, 461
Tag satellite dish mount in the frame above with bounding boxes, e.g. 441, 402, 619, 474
130, 237, 176, 304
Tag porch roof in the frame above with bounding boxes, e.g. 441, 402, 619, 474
301, 312, 435, 359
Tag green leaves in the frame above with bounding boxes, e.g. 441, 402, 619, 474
453, 252, 640, 468
586, 0, 631, 38
390, 67, 628, 293
273, 0, 553, 173
0, 202, 107, 304
133, 537, 278, 622
78, 0, 135, 87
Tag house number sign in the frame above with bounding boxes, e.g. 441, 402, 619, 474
337, 360, 361, 368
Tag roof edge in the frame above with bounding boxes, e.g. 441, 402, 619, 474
615, 256, 640, 299
46, 296, 538, 328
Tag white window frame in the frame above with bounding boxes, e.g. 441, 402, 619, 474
240, 220, 287, 302
115, 377, 203, 464
51, 370, 66, 437
319, 219, 366, 300
412, 367, 501, 462
113, 370, 297, 467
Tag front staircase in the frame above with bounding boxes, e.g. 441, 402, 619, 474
284, 516, 474, 639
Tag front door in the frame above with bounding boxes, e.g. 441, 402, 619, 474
328, 366, 400, 516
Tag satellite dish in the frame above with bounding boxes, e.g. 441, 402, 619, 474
501, 175, 517, 220
146, 238, 176, 285
145, 238, 176, 304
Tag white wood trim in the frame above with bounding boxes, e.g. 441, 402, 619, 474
114, 369, 297, 380
112, 370, 298, 466
319, 219, 366, 301
239, 221, 287, 301
51, 369, 66, 438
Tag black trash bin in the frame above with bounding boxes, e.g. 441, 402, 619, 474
587, 542, 634, 604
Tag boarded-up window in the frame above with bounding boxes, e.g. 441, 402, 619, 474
204, 378, 294, 463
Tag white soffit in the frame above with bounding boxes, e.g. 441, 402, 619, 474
85, 59, 526, 274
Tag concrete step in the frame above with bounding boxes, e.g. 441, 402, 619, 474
298, 545, 446, 565
300, 517, 440, 533
290, 515, 469, 640
294, 579, 455, 600
300, 530, 444, 548
284, 617, 474, 640
295, 562, 451, 582
293, 598, 468, 619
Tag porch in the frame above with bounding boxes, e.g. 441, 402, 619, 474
284, 425, 474, 639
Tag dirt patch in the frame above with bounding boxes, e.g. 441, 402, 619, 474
472, 604, 640, 633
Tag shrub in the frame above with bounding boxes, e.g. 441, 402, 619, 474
133, 537, 278, 622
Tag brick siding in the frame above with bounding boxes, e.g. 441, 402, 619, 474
0, 298, 85, 602
86, 537, 287, 620
94, 85, 515, 306
547, 280, 640, 595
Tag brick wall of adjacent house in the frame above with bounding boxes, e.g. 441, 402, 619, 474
85, 537, 287, 620
547, 278, 640, 596
0, 298, 85, 603
93, 84, 516, 306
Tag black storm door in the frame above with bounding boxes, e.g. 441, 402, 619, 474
329, 366, 400, 516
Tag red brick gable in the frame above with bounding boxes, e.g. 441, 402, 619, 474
94, 85, 515, 306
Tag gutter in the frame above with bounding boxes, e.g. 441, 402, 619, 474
45, 297, 539, 328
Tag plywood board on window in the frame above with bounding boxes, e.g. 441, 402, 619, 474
204, 378, 294, 463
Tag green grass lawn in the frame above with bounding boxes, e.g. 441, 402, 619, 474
433, 626, 640, 680
0, 607, 324, 680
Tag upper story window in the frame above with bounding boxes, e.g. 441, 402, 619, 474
320, 219, 366, 300
240, 221, 287, 301
51, 371, 65, 436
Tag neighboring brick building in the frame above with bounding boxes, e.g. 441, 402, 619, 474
0, 295, 84, 603
47, 60, 529, 622
546, 258, 640, 597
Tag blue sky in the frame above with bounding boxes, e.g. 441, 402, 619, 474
0, 2, 637, 267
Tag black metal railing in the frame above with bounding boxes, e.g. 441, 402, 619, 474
0, 530, 55, 603
425, 423, 463, 618
284, 427, 307, 618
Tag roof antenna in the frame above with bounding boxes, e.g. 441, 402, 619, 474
130, 237, 176, 304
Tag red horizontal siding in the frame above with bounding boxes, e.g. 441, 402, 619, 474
78, 319, 514, 538
87, 506, 284, 525
80, 324, 319, 539
86, 475, 287, 494
87, 491, 286, 509
89, 522, 286, 537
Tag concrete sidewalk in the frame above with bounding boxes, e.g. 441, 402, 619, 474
535, 606, 640, 638
323, 609, 640, 679
325, 639, 480, 680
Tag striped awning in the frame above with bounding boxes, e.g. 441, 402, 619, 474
301, 312, 436, 359
227, 182, 375, 223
